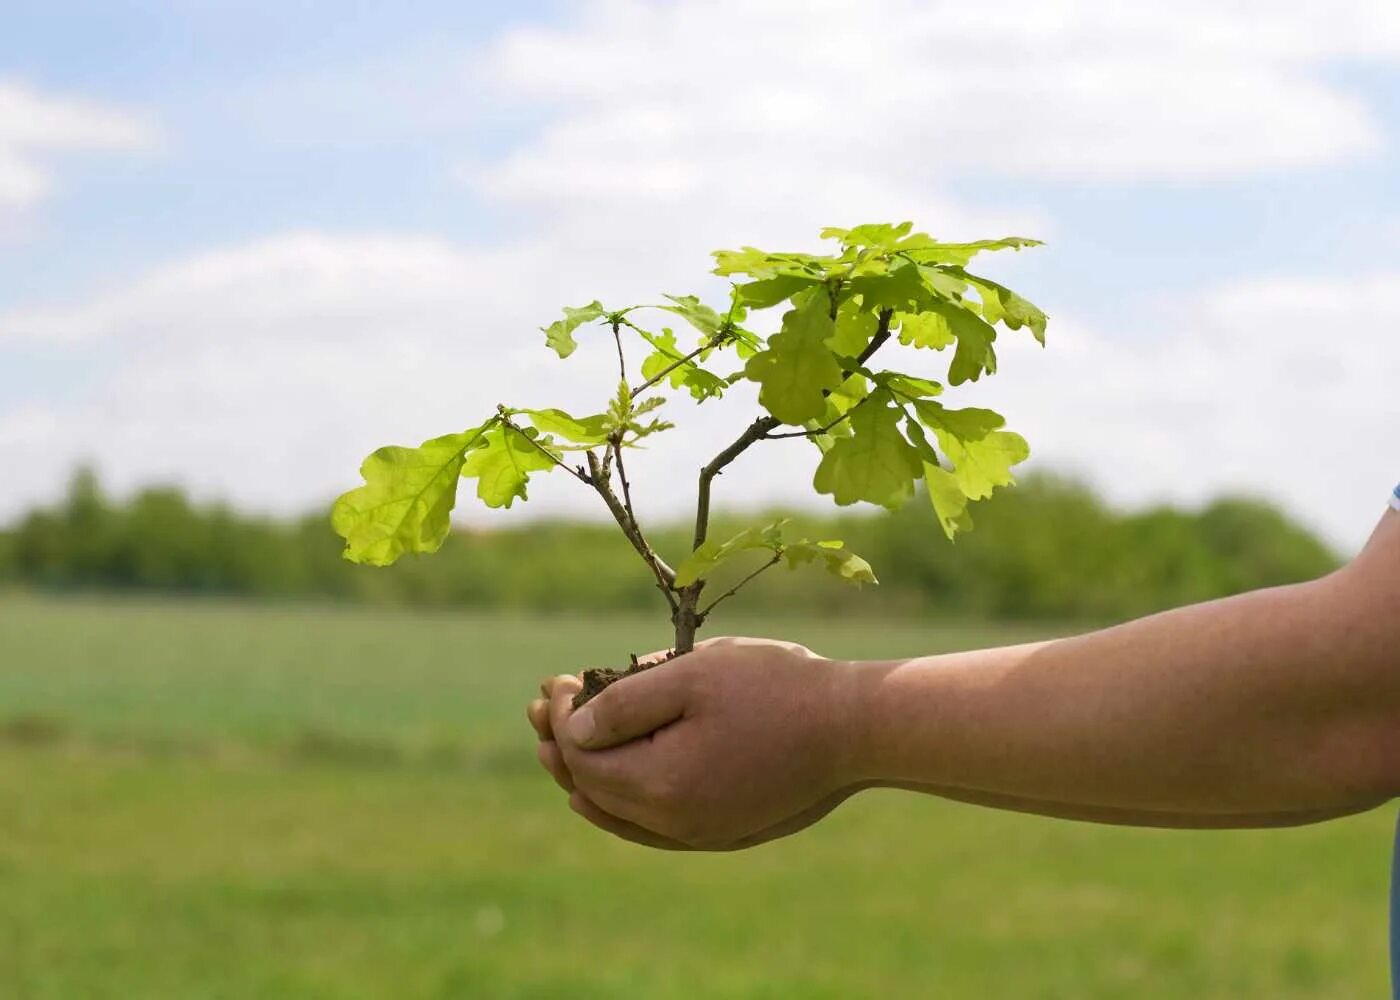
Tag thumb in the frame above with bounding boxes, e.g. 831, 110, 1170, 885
568, 664, 690, 750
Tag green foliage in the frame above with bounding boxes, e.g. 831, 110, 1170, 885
460, 423, 558, 509
4, 470, 1341, 622
814, 392, 923, 509
331, 425, 493, 566
743, 293, 845, 424
673, 520, 876, 589
333, 223, 1051, 642
540, 301, 606, 359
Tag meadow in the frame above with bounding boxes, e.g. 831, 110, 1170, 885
0, 594, 1392, 998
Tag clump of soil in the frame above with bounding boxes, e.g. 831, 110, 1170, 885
572, 650, 680, 709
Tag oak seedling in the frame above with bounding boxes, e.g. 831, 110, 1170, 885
332, 222, 1047, 703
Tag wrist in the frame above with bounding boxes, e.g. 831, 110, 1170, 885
824, 655, 893, 790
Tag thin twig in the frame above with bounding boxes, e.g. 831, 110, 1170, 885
585, 450, 678, 613
611, 438, 638, 522
698, 553, 782, 618
497, 413, 591, 485
610, 320, 628, 384
763, 394, 875, 439
629, 337, 717, 397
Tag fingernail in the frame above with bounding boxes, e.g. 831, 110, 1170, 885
568, 707, 595, 747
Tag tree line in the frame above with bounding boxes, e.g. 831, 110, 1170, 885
0, 468, 1339, 622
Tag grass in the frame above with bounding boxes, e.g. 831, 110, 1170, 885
0, 593, 1392, 998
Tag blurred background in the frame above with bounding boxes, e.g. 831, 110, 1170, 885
1, 2, 1397, 997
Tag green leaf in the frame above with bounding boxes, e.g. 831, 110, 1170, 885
903, 418, 974, 540
848, 261, 930, 313
879, 372, 943, 399
541, 301, 606, 359
940, 429, 1029, 500
914, 400, 1027, 501
712, 247, 831, 280
674, 522, 785, 587
924, 463, 976, 539
735, 273, 822, 309
637, 328, 728, 401
460, 424, 558, 509
783, 539, 878, 585
895, 310, 956, 350
658, 294, 722, 337
813, 392, 923, 509
675, 521, 878, 589
910, 400, 1003, 442
918, 265, 970, 300
899, 236, 1044, 266
820, 222, 914, 250
828, 298, 878, 357
332, 422, 493, 566
744, 292, 844, 424
928, 300, 999, 385
964, 273, 1048, 345
522, 408, 610, 446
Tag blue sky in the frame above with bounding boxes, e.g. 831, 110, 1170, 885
1, 0, 1398, 550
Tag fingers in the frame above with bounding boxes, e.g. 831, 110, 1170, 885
526, 698, 551, 741
536, 740, 574, 792
568, 791, 691, 851
566, 663, 690, 751
547, 674, 582, 743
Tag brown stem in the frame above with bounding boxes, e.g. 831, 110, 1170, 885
855, 308, 894, 368
585, 450, 678, 614
609, 320, 628, 384
610, 438, 638, 525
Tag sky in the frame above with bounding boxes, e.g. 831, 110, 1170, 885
1, 0, 1398, 553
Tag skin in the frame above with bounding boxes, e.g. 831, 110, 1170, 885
527, 508, 1400, 851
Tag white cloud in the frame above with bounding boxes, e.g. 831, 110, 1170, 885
0, 80, 159, 210
473, 0, 1400, 204
987, 274, 1400, 552
2, 229, 1395, 553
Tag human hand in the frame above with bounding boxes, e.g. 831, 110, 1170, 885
526, 637, 865, 851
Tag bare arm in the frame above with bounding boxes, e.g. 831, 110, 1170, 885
531, 510, 1400, 849
846, 510, 1400, 818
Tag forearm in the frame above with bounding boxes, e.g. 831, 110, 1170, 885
869, 780, 1377, 829
843, 571, 1400, 817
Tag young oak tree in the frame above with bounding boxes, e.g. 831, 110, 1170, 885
332, 222, 1047, 704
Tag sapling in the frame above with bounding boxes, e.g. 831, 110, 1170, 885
331, 222, 1047, 706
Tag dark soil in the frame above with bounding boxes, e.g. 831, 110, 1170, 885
572, 650, 679, 709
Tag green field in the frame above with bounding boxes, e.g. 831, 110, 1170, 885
0, 595, 1392, 998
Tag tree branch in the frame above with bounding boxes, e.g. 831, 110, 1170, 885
610, 438, 638, 523
692, 415, 781, 551
699, 553, 782, 618
855, 308, 894, 368
585, 450, 678, 613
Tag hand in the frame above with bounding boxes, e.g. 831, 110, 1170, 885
525, 637, 864, 851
